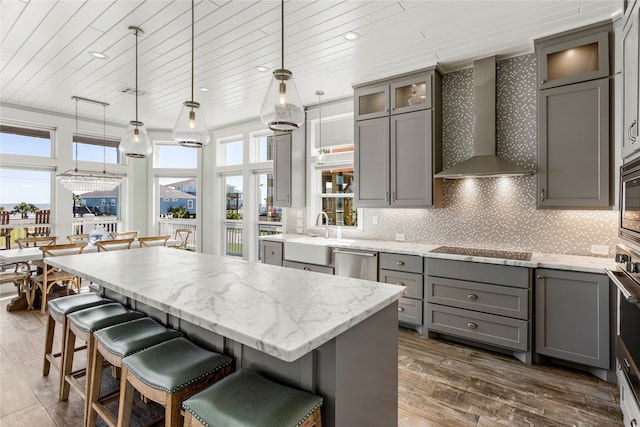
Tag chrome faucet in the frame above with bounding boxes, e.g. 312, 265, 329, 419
316, 211, 329, 238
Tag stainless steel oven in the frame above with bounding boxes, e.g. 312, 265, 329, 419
608, 244, 640, 419
620, 157, 640, 245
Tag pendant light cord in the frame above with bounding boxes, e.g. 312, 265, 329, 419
74, 98, 79, 172
102, 104, 107, 173
281, 0, 284, 70
191, 0, 195, 102
135, 28, 139, 122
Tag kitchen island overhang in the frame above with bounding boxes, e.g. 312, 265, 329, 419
46, 247, 405, 427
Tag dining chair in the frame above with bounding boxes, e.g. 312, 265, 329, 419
32, 243, 87, 314
0, 210, 13, 250
173, 229, 192, 250
16, 236, 58, 248
138, 235, 170, 248
0, 262, 32, 309
26, 209, 51, 238
95, 238, 134, 252
109, 231, 139, 240
67, 234, 90, 244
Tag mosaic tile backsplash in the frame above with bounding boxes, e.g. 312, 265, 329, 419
286, 54, 618, 256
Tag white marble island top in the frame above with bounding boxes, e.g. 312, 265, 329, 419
261, 235, 617, 274
46, 247, 405, 362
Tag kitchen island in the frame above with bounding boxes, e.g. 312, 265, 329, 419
46, 247, 405, 427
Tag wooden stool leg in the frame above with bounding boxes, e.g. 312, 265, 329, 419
116, 367, 134, 427
166, 394, 183, 427
87, 343, 104, 427
42, 314, 56, 376
60, 324, 76, 401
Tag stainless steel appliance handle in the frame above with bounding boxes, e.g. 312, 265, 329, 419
333, 249, 377, 257
606, 270, 640, 303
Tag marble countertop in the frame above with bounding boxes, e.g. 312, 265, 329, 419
46, 247, 405, 362
261, 235, 617, 274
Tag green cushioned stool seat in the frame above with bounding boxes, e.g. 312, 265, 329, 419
182, 369, 323, 427
118, 337, 233, 427
66, 303, 145, 334
94, 317, 182, 359
48, 293, 111, 318
87, 318, 183, 427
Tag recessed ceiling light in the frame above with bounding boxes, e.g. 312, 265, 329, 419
88, 51, 108, 59
256, 65, 269, 72
343, 31, 360, 41
199, 87, 209, 92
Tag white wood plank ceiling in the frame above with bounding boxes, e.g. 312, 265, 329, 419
0, 0, 623, 131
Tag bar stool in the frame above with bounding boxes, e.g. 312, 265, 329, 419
43, 293, 111, 391
118, 337, 233, 427
182, 369, 323, 427
87, 318, 182, 427
61, 303, 145, 424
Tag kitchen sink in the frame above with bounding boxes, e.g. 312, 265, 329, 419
284, 241, 333, 266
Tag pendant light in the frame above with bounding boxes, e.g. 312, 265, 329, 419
173, 0, 209, 147
260, 0, 304, 132
316, 90, 326, 164
119, 26, 152, 159
57, 96, 122, 193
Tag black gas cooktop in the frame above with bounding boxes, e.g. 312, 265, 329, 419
430, 246, 532, 261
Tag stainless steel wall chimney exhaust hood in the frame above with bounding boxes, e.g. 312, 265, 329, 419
435, 56, 532, 179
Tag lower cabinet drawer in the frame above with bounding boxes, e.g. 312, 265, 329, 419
426, 304, 528, 351
282, 260, 334, 275
380, 269, 423, 299
398, 297, 423, 326
426, 276, 528, 320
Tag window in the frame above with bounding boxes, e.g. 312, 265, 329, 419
308, 108, 359, 229
255, 133, 273, 162
187, 199, 193, 210
110, 199, 116, 206
155, 143, 198, 168
0, 125, 52, 157
73, 135, 119, 164
224, 175, 243, 257
220, 138, 243, 166
101, 199, 106, 206
0, 168, 52, 215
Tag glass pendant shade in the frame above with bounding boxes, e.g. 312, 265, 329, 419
261, 69, 304, 131
120, 120, 152, 158
173, 101, 210, 147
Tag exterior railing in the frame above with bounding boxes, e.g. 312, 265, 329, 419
258, 222, 283, 260
223, 221, 283, 258
71, 216, 120, 235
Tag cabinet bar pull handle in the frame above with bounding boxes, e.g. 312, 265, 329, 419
398, 307, 405, 312
536, 274, 543, 279
540, 188, 545, 202
396, 282, 405, 286
386, 192, 389, 202
631, 420, 637, 427
467, 294, 478, 300
396, 261, 405, 266
467, 322, 478, 329
269, 251, 275, 255
392, 191, 396, 202
630, 120, 638, 143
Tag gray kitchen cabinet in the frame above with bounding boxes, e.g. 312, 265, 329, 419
282, 259, 334, 275
426, 258, 532, 363
270, 130, 305, 208
261, 240, 283, 266
354, 117, 389, 206
622, 2, 640, 160
535, 21, 613, 209
378, 252, 424, 332
535, 269, 613, 378
537, 78, 610, 208
353, 68, 443, 208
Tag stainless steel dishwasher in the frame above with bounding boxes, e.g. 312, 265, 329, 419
333, 249, 378, 281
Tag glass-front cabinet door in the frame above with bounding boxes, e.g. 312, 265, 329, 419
538, 31, 609, 89
390, 74, 432, 114
354, 84, 389, 121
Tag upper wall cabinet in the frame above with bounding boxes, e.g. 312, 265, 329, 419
535, 21, 613, 209
538, 31, 609, 89
622, 2, 640, 160
353, 69, 443, 208
270, 129, 306, 208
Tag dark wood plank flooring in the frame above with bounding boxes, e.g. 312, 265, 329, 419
0, 296, 622, 426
